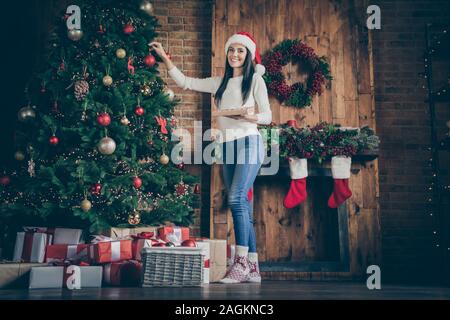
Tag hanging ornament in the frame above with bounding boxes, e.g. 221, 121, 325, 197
120, 116, 130, 126
49, 135, 59, 146
68, 29, 83, 41
59, 60, 65, 72
28, 158, 35, 177
155, 115, 168, 134
103, 75, 113, 86
98, 24, 105, 34
18, 105, 36, 122
140, 0, 154, 15
159, 153, 169, 165
175, 180, 188, 196
144, 54, 156, 67
135, 105, 145, 116
181, 239, 197, 247
133, 176, 142, 189
123, 23, 135, 35
81, 198, 92, 212
0, 175, 11, 186
97, 112, 111, 126
127, 57, 135, 75
103, 65, 113, 86
128, 212, 141, 225
176, 162, 185, 170
74, 79, 89, 101
90, 183, 102, 196
140, 84, 152, 96
164, 88, 175, 101
97, 137, 116, 155
116, 48, 126, 59
14, 151, 25, 161
194, 184, 201, 194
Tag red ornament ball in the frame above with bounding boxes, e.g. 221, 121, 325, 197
194, 184, 201, 194
90, 183, 102, 195
286, 119, 297, 128
123, 23, 135, 35
97, 113, 111, 126
153, 243, 166, 247
0, 176, 11, 186
176, 162, 185, 170
144, 55, 156, 67
133, 176, 142, 189
135, 105, 145, 116
181, 239, 197, 247
49, 136, 59, 146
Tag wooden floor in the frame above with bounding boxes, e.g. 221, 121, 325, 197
1, 281, 450, 300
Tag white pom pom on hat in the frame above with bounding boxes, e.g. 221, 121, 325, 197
224, 31, 266, 76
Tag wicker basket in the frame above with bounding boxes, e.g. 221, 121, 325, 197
141, 247, 203, 287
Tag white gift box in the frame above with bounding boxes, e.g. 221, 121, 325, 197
29, 266, 102, 289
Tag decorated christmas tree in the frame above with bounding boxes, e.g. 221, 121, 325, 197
1, 0, 197, 233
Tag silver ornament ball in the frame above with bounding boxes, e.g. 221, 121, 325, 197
140, 0, 154, 15
165, 88, 175, 101
68, 29, 84, 41
98, 137, 116, 155
18, 106, 36, 122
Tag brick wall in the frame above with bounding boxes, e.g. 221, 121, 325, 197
152, 0, 214, 237
373, 1, 450, 283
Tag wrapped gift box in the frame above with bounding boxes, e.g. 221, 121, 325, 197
29, 266, 103, 289
157, 226, 189, 246
23, 227, 83, 244
103, 227, 159, 239
46, 244, 89, 263
13, 232, 53, 263
132, 239, 152, 261
207, 240, 227, 282
88, 240, 132, 264
195, 241, 210, 284
103, 260, 142, 286
0, 262, 45, 289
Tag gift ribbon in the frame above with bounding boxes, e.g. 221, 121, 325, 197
130, 232, 154, 239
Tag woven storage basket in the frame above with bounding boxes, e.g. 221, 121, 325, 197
141, 247, 203, 287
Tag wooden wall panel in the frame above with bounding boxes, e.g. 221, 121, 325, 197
211, 0, 380, 280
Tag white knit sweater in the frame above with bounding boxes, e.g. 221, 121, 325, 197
168, 66, 272, 143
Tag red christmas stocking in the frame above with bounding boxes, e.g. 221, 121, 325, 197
328, 156, 352, 208
283, 157, 308, 209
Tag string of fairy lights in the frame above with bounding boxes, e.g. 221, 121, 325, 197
423, 23, 449, 253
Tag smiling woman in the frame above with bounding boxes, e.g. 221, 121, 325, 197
150, 31, 272, 285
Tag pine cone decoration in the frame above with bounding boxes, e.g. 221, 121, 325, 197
74, 80, 89, 101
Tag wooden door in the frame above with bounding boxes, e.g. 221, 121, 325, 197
210, 0, 380, 279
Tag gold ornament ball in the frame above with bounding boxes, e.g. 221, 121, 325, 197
141, 85, 152, 96
116, 48, 126, 59
120, 116, 130, 126
159, 153, 170, 165
18, 106, 36, 122
97, 137, 116, 155
103, 75, 113, 86
81, 199, 92, 212
128, 212, 141, 225
14, 151, 25, 161
165, 88, 175, 101
140, 0, 154, 15
68, 29, 83, 41
446, 120, 450, 128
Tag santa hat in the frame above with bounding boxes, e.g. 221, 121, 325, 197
224, 31, 266, 76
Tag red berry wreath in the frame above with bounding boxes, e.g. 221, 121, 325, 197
262, 39, 332, 108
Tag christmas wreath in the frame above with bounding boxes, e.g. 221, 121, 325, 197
262, 39, 332, 108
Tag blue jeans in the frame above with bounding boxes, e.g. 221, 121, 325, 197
221, 135, 265, 253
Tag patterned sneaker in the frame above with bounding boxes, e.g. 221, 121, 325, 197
247, 261, 261, 283
220, 245, 249, 284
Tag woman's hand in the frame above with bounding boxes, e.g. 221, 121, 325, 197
148, 42, 169, 60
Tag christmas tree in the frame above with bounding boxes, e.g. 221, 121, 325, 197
1, 0, 197, 233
